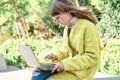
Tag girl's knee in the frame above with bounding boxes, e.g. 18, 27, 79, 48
31, 68, 41, 80
31, 68, 57, 80
32, 68, 40, 75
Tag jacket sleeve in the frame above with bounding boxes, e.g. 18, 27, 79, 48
61, 22, 101, 71
54, 28, 68, 62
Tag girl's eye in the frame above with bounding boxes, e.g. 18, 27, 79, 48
56, 17, 60, 20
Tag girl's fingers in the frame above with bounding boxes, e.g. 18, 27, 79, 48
51, 64, 59, 73
57, 63, 64, 72
45, 54, 50, 59
56, 64, 61, 72
45, 54, 52, 59
45, 54, 57, 60
51, 62, 64, 73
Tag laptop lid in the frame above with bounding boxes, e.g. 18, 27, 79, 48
18, 46, 53, 71
18, 46, 41, 68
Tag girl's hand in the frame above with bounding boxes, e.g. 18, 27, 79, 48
45, 53, 58, 60
51, 62, 64, 73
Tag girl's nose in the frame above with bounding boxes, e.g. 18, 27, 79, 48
56, 19, 61, 24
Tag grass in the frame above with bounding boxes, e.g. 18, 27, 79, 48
91, 0, 101, 10
0, 33, 14, 45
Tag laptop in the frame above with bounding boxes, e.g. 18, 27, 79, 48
18, 46, 53, 71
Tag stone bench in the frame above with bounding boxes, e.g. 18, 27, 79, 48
0, 67, 120, 80
0, 66, 32, 80
94, 72, 120, 80
0, 54, 7, 71
0, 53, 120, 80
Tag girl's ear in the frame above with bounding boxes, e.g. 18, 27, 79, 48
68, 11, 73, 18
68, 11, 70, 14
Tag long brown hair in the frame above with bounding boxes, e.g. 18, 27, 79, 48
50, 0, 96, 24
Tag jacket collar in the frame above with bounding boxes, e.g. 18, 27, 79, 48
69, 16, 79, 29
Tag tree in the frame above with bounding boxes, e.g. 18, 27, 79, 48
97, 0, 120, 39
75, 0, 89, 6
75, 0, 90, 11
0, 0, 30, 38
13, 0, 29, 38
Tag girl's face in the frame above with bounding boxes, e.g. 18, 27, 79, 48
53, 12, 73, 27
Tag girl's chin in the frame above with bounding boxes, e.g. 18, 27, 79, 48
59, 23, 65, 26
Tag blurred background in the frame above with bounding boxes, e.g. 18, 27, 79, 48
0, 0, 119, 76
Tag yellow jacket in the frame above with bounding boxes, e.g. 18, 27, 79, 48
48, 19, 101, 80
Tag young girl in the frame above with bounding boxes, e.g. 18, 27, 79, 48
31, 0, 101, 80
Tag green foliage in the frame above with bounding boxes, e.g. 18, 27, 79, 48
0, 0, 64, 39
100, 39, 120, 75
39, 1, 64, 36
97, 0, 120, 39
0, 0, 30, 34
0, 38, 120, 75
80, 0, 89, 6
0, 38, 61, 68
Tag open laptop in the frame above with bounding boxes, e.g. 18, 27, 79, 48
18, 46, 53, 71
